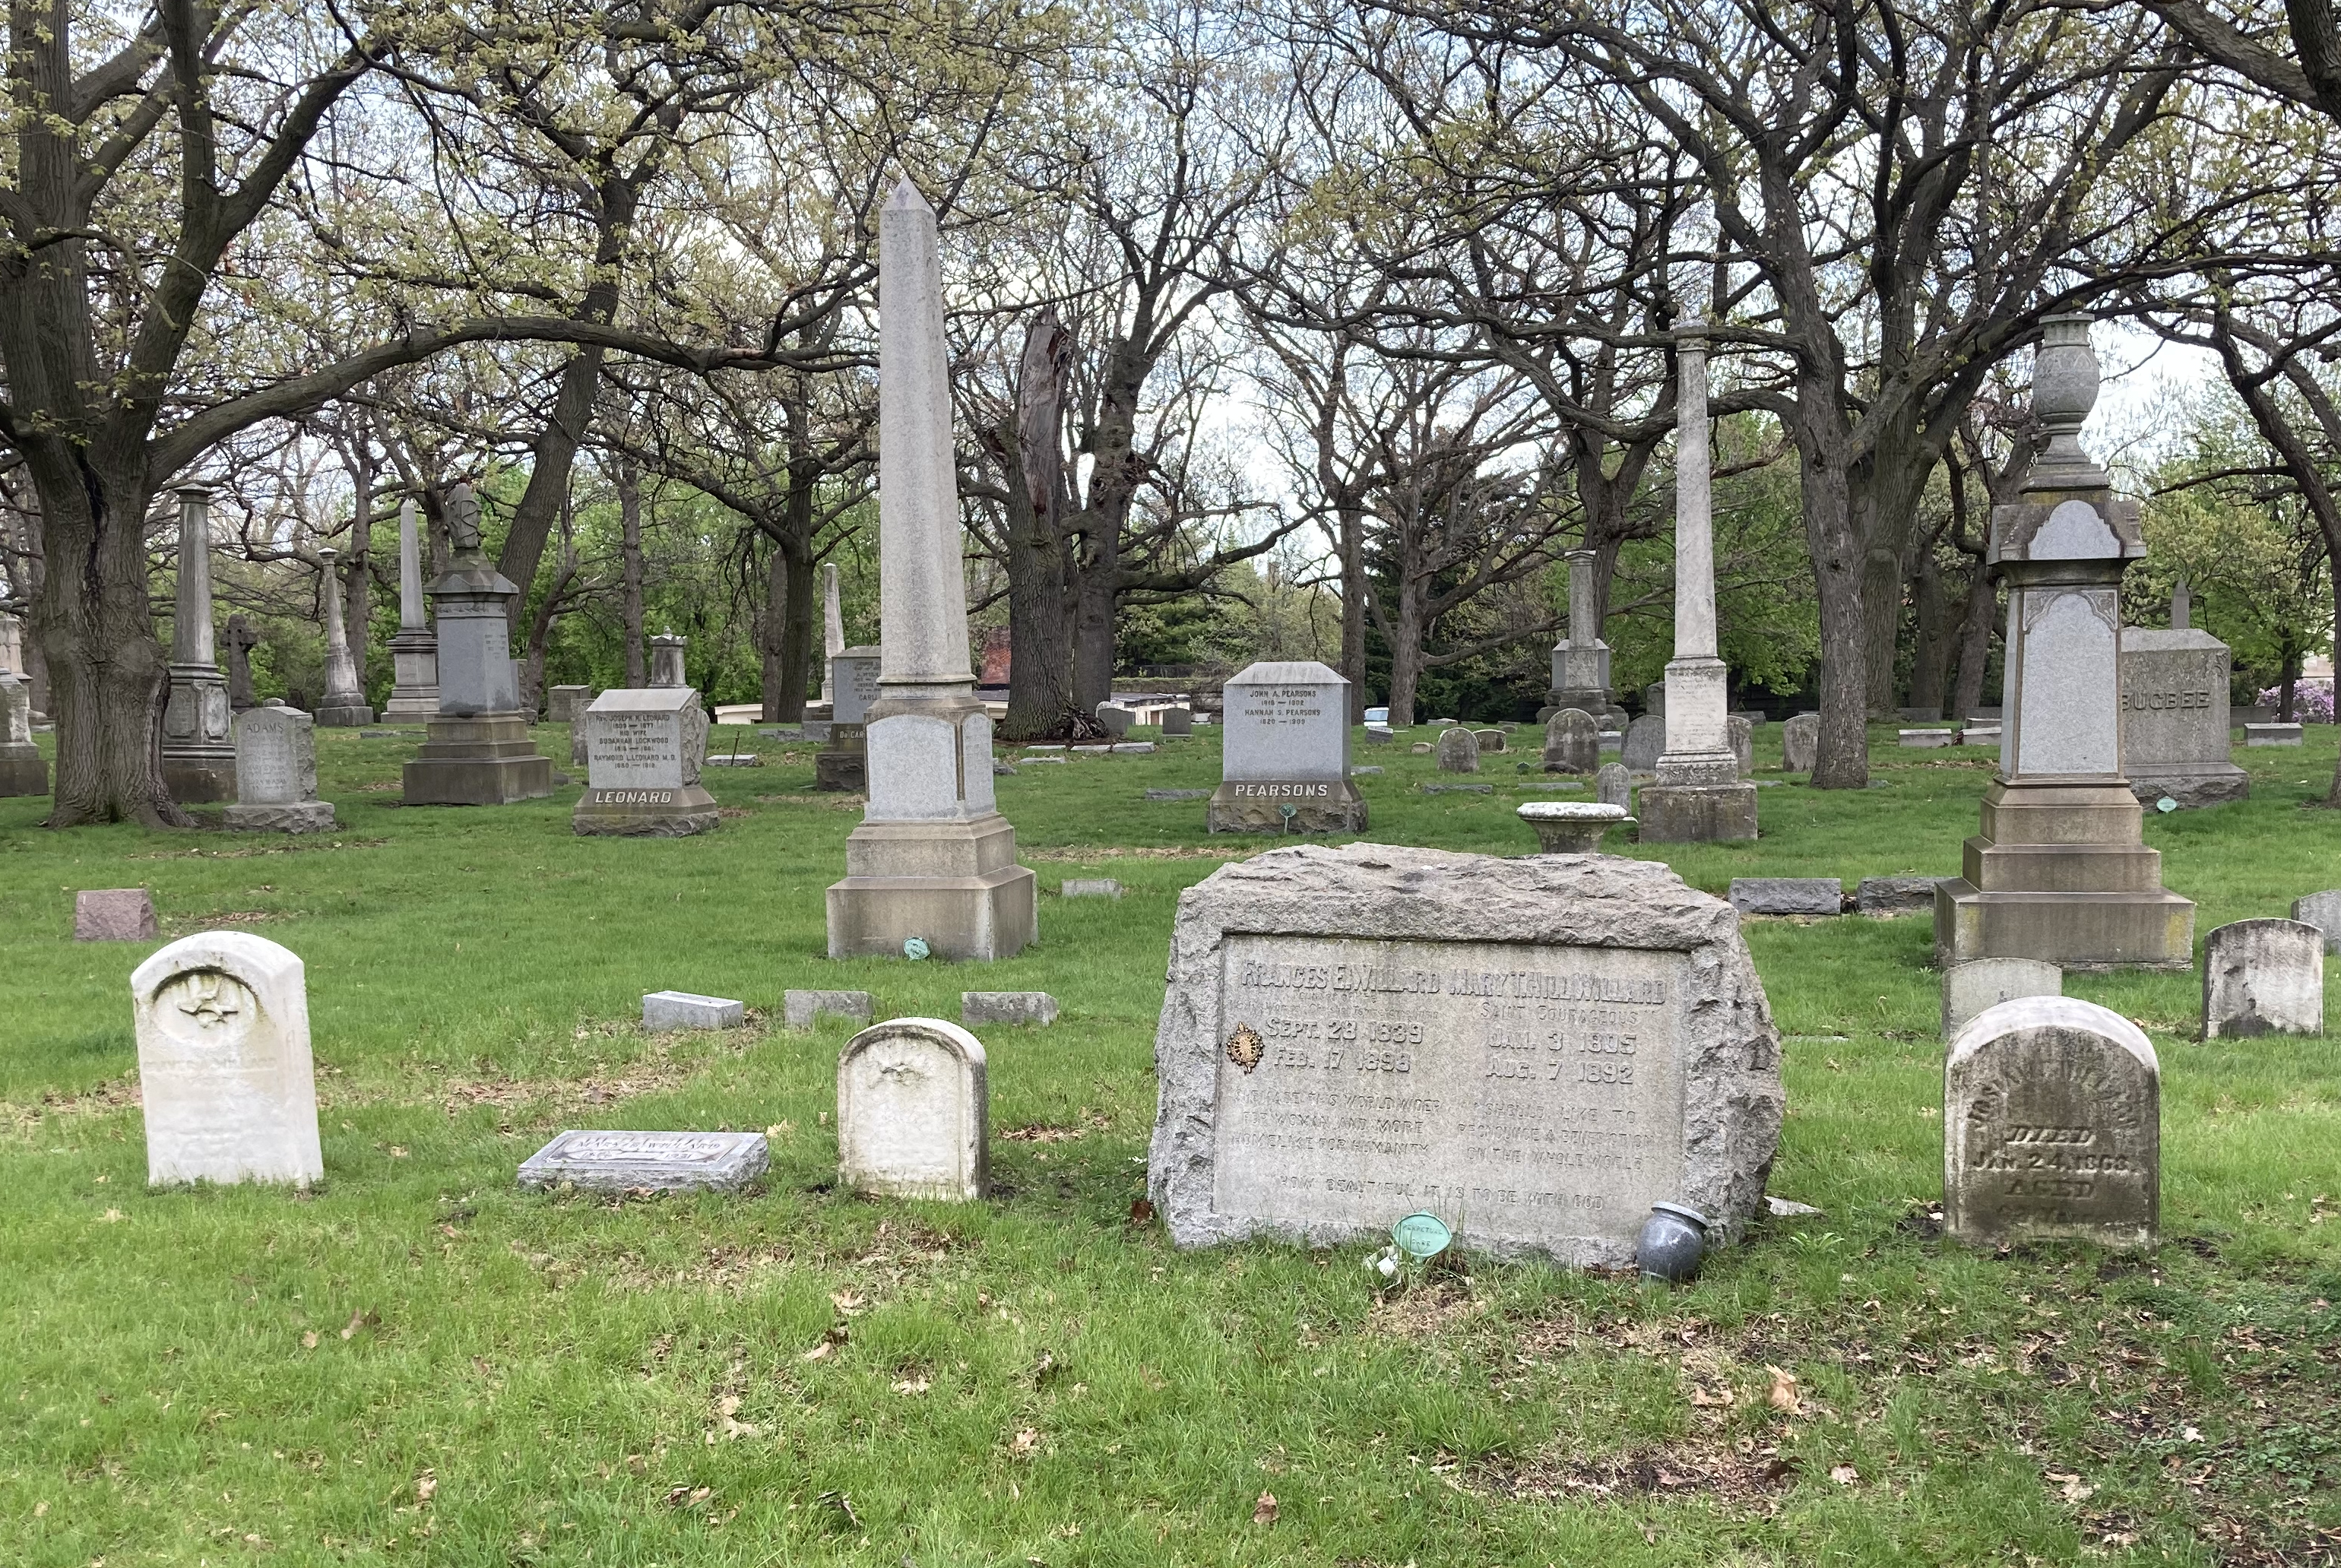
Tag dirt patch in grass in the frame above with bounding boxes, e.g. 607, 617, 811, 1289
1484, 1441, 1795, 1506
159, 908, 301, 936
127, 838, 389, 860
3, 1075, 143, 1136
1367, 1279, 1487, 1338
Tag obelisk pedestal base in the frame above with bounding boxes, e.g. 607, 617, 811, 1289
160, 756, 236, 804
401, 714, 553, 805
573, 782, 720, 837
1933, 778, 2194, 969
384, 629, 439, 721
2125, 763, 2248, 811
826, 815, 1037, 961
815, 724, 867, 791
315, 702, 374, 727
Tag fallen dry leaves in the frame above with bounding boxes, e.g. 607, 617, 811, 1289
1252, 1490, 1278, 1525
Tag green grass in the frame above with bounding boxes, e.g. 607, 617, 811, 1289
5, 718, 2341, 1565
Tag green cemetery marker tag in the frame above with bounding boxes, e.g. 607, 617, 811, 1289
1392, 1212, 1452, 1260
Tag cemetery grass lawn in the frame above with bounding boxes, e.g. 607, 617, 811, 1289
5, 721, 2341, 1566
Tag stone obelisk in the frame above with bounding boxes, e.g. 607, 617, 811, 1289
1541, 548, 1624, 727
383, 498, 439, 720
822, 561, 846, 689
1639, 322, 1757, 842
826, 181, 1037, 960
159, 485, 236, 802
401, 483, 553, 805
314, 546, 374, 726
1937, 315, 2194, 966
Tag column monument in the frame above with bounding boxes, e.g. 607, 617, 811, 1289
825, 181, 1037, 960
1541, 549, 1624, 728
1639, 322, 1757, 842
383, 498, 440, 720
159, 484, 236, 802
1935, 315, 2195, 967
401, 483, 553, 805
314, 546, 374, 726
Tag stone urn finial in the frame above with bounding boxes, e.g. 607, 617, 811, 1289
2031, 314, 2105, 487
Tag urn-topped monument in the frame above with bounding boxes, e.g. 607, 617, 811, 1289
400, 483, 553, 806
159, 485, 236, 802
1934, 317, 2195, 968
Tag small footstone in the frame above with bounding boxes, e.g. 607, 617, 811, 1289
704, 754, 764, 768
2246, 723, 2304, 746
642, 991, 745, 1031
1024, 755, 1066, 765
518, 1129, 768, 1193
1146, 788, 1210, 801
1898, 728, 1957, 749
1728, 878, 1841, 917
838, 1018, 988, 1199
1063, 879, 1123, 898
1421, 783, 1493, 794
1473, 728, 1506, 753
1945, 997, 2157, 1250
962, 991, 1057, 1026
1111, 742, 1157, 754
77, 889, 157, 942
784, 989, 873, 1029
2290, 890, 2341, 954
1857, 875, 1942, 917
1940, 957, 2062, 1037
1351, 765, 1383, 775
2203, 918, 2325, 1037
1410, 742, 1433, 754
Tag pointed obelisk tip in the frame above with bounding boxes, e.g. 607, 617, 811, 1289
886, 176, 933, 214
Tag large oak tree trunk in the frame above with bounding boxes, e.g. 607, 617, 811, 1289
1906, 552, 1950, 715
618, 459, 647, 689
1950, 564, 1997, 724
759, 545, 790, 723
1385, 569, 1427, 728
1798, 441, 1871, 790
1335, 500, 1368, 721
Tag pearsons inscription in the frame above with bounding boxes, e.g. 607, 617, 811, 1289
1211, 933, 1687, 1250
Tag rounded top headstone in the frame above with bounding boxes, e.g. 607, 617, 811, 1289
262, 698, 285, 708
1948, 994, 2155, 1077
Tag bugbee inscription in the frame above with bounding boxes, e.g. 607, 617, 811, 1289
1210, 934, 1688, 1250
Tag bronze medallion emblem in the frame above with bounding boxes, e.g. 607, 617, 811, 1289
1224, 1022, 1264, 1072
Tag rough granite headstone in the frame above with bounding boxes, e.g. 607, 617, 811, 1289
1944, 996, 2157, 1250
1940, 958, 2062, 1038
77, 889, 157, 942
1436, 726, 1480, 774
1623, 713, 1665, 773
2203, 919, 2325, 1038
223, 702, 336, 833
133, 931, 323, 1186
1595, 762, 1631, 811
641, 991, 745, 1030
838, 1018, 988, 1199
784, 989, 873, 1029
518, 1129, 768, 1193
1208, 660, 1365, 833
1856, 876, 1941, 917
1728, 878, 1842, 917
1543, 709, 1598, 774
2290, 891, 2341, 955
1147, 842, 1783, 1265
961, 991, 1057, 1026
1781, 712, 1818, 773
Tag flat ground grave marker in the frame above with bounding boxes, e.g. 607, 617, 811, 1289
1148, 842, 1782, 1267
519, 1130, 769, 1193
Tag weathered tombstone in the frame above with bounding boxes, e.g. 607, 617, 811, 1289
1206, 660, 1367, 833
1935, 316, 2194, 969
223, 614, 261, 713
2246, 722, 2305, 746
1642, 681, 1666, 717
1147, 842, 1783, 1265
2203, 919, 2325, 1037
572, 687, 718, 836
838, 1017, 988, 1199
1728, 714, 1753, 777
1940, 957, 2062, 1038
2290, 891, 2341, 955
518, 1130, 767, 1194
223, 702, 336, 833
641, 991, 745, 1030
1780, 712, 1819, 773
816, 645, 880, 790
383, 498, 439, 720
1622, 712, 1665, 773
0, 676, 46, 796
132, 931, 323, 1187
1097, 702, 1136, 736
1856, 875, 1940, 917
1161, 708, 1194, 736
1063, 879, 1123, 898
160, 485, 237, 800
401, 483, 554, 805
961, 991, 1057, 1026
1595, 761, 1631, 811
1728, 878, 1841, 917
547, 685, 594, 725
1435, 725, 1481, 774
1944, 996, 2157, 1250
825, 185, 1037, 961
1474, 727, 1507, 753
2120, 623, 2247, 807
784, 989, 873, 1029
1543, 709, 1598, 774
76, 889, 157, 942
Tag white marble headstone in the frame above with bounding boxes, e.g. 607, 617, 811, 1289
133, 932, 323, 1187
1220, 661, 1349, 783
233, 702, 317, 806
837, 1017, 987, 1200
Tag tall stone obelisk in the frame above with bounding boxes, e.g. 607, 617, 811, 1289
1639, 322, 1757, 842
401, 483, 553, 805
1936, 315, 2194, 967
822, 560, 846, 690
314, 546, 374, 726
1541, 548, 1623, 727
826, 181, 1037, 961
160, 485, 236, 802
383, 498, 440, 720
